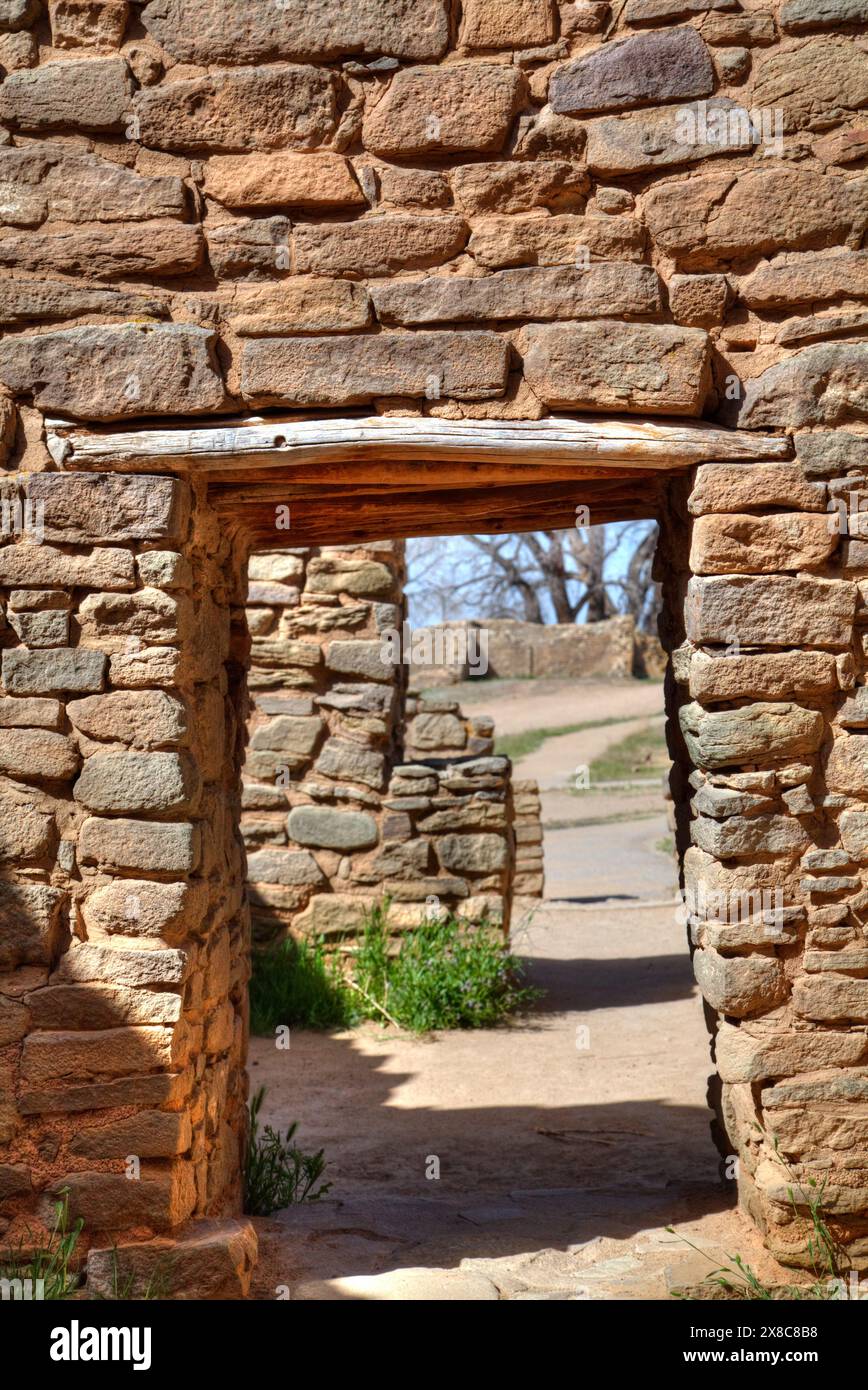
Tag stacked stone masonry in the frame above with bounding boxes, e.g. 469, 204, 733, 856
241, 544, 543, 950
0, 0, 864, 1288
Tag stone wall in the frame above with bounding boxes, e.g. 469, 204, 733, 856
659, 433, 868, 1270
241, 547, 543, 948
0, 2, 861, 430
0, 469, 256, 1295
411, 614, 664, 683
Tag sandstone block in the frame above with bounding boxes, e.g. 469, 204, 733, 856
305, 556, 394, 597
668, 274, 728, 328
78, 589, 190, 650
48, 0, 129, 48
81, 879, 196, 942
520, 320, 710, 415
109, 647, 183, 690
22, 1024, 175, 1084
793, 974, 868, 1022
469, 213, 646, 268
74, 751, 200, 815
686, 575, 857, 649
141, 0, 449, 63
0, 221, 202, 280
53, 941, 188, 987
715, 1020, 867, 1081
461, 0, 554, 49
825, 734, 868, 796
738, 252, 868, 309
225, 279, 371, 336
241, 331, 508, 407
0, 325, 224, 421
692, 814, 808, 858
689, 513, 837, 574
436, 832, 508, 873
0, 546, 133, 591
449, 160, 585, 215
0, 696, 63, 728
250, 716, 322, 758
751, 37, 868, 133
626, 0, 739, 21
26, 983, 181, 1029
680, 701, 824, 768
781, 0, 868, 29
0, 727, 79, 780
688, 650, 838, 703
688, 463, 826, 516
293, 214, 468, 277
27, 473, 189, 545
19, 1070, 185, 1115
324, 639, 395, 682
67, 690, 187, 749
206, 216, 290, 279
371, 263, 661, 325
550, 26, 713, 115
203, 152, 363, 209
314, 738, 385, 790
50, 1165, 195, 1232
362, 64, 524, 157
584, 97, 752, 177
0, 56, 130, 130
694, 947, 787, 1017
0, 281, 165, 329
133, 65, 338, 153
2, 647, 107, 696
286, 805, 378, 851
70, 1110, 189, 1161
738, 344, 868, 429
79, 816, 200, 872
245, 849, 325, 886
0, 882, 64, 970
644, 170, 867, 266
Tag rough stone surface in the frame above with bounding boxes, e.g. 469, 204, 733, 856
550, 26, 714, 115
362, 65, 524, 156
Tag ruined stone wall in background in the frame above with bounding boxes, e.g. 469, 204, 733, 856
241, 544, 543, 949
0, 1, 862, 431
410, 614, 662, 683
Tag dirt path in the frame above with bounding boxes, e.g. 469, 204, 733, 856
450, 676, 664, 738
515, 715, 663, 791
250, 680, 783, 1300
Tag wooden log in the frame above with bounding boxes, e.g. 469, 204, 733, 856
47, 412, 792, 477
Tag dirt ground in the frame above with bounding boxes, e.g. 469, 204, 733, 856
249, 678, 783, 1300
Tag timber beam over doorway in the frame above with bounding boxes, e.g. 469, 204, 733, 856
46, 414, 792, 547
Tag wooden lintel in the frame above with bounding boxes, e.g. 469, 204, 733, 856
47, 413, 792, 480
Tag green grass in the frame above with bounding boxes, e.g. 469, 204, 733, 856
0, 1190, 83, 1300
249, 935, 355, 1034
496, 715, 636, 762
585, 723, 669, 784
244, 1087, 332, 1216
352, 902, 541, 1033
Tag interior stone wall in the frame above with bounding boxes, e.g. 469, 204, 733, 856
241, 543, 542, 949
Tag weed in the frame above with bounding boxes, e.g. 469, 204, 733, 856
243, 1087, 332, 1216
0, 1190, 83, 1300
249, 934, 355, 1034
351, 901, 541, 1033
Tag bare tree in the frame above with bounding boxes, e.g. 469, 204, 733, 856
406, 523, 661, 631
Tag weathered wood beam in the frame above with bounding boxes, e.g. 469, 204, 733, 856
47, 413, 791, 478
228, 477, 663, 548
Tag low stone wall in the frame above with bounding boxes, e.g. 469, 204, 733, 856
241, 547, 544, 947
413, 614, 664, 684
512, 780, 545, 898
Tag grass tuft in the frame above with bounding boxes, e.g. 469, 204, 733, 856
249, 935, 355, 1034
244, 1087, 332, 1216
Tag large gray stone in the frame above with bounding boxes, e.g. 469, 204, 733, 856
246, 849, 325, 887
286, 806, 378, 851
74, 752, 201, 815
692, 814, 808, 858
550, 26, 713, 115
2, 648, 107, 696
0, 56, 130, 131
324, 640, 396, 683
436, 833, 508, 874
313, 738, 385, 790
693, 947, 787, 1017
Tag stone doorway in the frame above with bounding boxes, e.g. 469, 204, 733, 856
2, 409, 866, 1295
